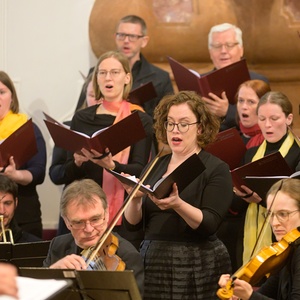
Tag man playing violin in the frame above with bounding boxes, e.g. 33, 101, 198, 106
218, 178, 300, 300
43, 179, 144, 296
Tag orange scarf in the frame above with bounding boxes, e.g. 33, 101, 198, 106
102, 100, 144, 225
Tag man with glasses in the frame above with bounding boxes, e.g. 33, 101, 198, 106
43, 179, 144, 296
202, 23, 268, 131
76, 15, 173, 120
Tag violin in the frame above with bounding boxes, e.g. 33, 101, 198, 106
81, 233, 125, 271
82, 149, 162, 270
217, 227, 300, 300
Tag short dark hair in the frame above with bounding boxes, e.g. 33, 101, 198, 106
117, 15, 147, 35
0, 175, 18, 200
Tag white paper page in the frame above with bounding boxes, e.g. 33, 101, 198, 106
0, 276, 69, 300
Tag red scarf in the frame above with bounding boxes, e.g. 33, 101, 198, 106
239, 122, 264, 149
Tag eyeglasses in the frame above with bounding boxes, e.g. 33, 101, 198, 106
97, 69, 123, 78
210, 42, 239, 51
263, 210, 299, 223
164, 121, 198, 133
67, 215, 106, 230
115, 32, 144, 42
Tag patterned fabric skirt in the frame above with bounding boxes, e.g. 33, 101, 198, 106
140, 238, 231, 300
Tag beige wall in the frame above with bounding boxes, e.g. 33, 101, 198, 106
1, 0, 299, 229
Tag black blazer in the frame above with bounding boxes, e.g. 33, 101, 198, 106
43, 232, 144, 296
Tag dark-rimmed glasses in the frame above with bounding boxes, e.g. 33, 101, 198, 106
115, 32, 144, 42
164, 121, 198, 133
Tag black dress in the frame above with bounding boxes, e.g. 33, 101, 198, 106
124, 151, 233, 299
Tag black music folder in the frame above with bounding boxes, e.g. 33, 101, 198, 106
0, 240, 51, 267
109, 153, 206, 198
230, 152, 292, 192
18, 268, 142, 300
0, 118, 37, 169
205, 128, 246, 170
128, 81, 157, 105
244, 170, 300, 199
168, 56, 250, 103
43, 111, 146, 155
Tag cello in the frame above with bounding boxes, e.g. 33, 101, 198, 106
81, 149, 162, 271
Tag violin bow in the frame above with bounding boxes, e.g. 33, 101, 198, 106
249, 179, 284, 259
84, 148, 164, 266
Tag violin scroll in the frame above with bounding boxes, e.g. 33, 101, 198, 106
216, 279, 234, 300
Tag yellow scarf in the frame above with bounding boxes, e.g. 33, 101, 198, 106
243, 130, 296, 264
0, 111, 28, 141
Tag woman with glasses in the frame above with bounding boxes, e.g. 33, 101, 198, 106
62, 51, 153, 249
219, 178, 300, 299
233, 91, 300, 268
123, 91, 233, 299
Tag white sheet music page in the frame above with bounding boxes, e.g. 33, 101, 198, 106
0, 276, 70, 300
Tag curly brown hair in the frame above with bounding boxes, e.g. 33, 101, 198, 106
153, 91, 220, 148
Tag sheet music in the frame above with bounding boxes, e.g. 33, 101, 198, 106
0, 276, 70, 300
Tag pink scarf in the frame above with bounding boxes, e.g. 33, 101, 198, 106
102, 100, 144, 225
239, 122, 264, 149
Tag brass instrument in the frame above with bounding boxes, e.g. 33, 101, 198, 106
0, 215, 14, 244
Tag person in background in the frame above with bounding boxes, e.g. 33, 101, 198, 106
49, 73, 101, 236
0, 175, 41, 243
76, 15, 174, 120
0, 263, 18, 298
236, 79, 271, 148
202, 23, 269, 131
63, 51, 153, 249
0, 71, 46, 238
233, 91, 300, 268
43, 179, 144, 297
217, 79, 271, 271
123, 91, 232, 299
218, 178, 300, 300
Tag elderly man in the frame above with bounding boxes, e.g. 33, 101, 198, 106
203, 23, 268, 131
43, 179, 144, 297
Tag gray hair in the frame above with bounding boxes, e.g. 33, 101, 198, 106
208, 23, 243, 49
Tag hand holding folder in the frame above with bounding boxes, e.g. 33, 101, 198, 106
168, 56, 250, 104
230, 152, 292, 194
43, 111, 146, 156
109, 153, 206, 199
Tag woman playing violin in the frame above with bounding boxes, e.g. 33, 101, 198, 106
219, 178, 300, 300
43, 179, 144, 297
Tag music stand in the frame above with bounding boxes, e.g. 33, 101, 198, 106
18, 268, 142, 300
11, 240, 51, 267
0, 242, 11, 261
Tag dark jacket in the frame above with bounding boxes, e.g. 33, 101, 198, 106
43, 232, 144, 296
